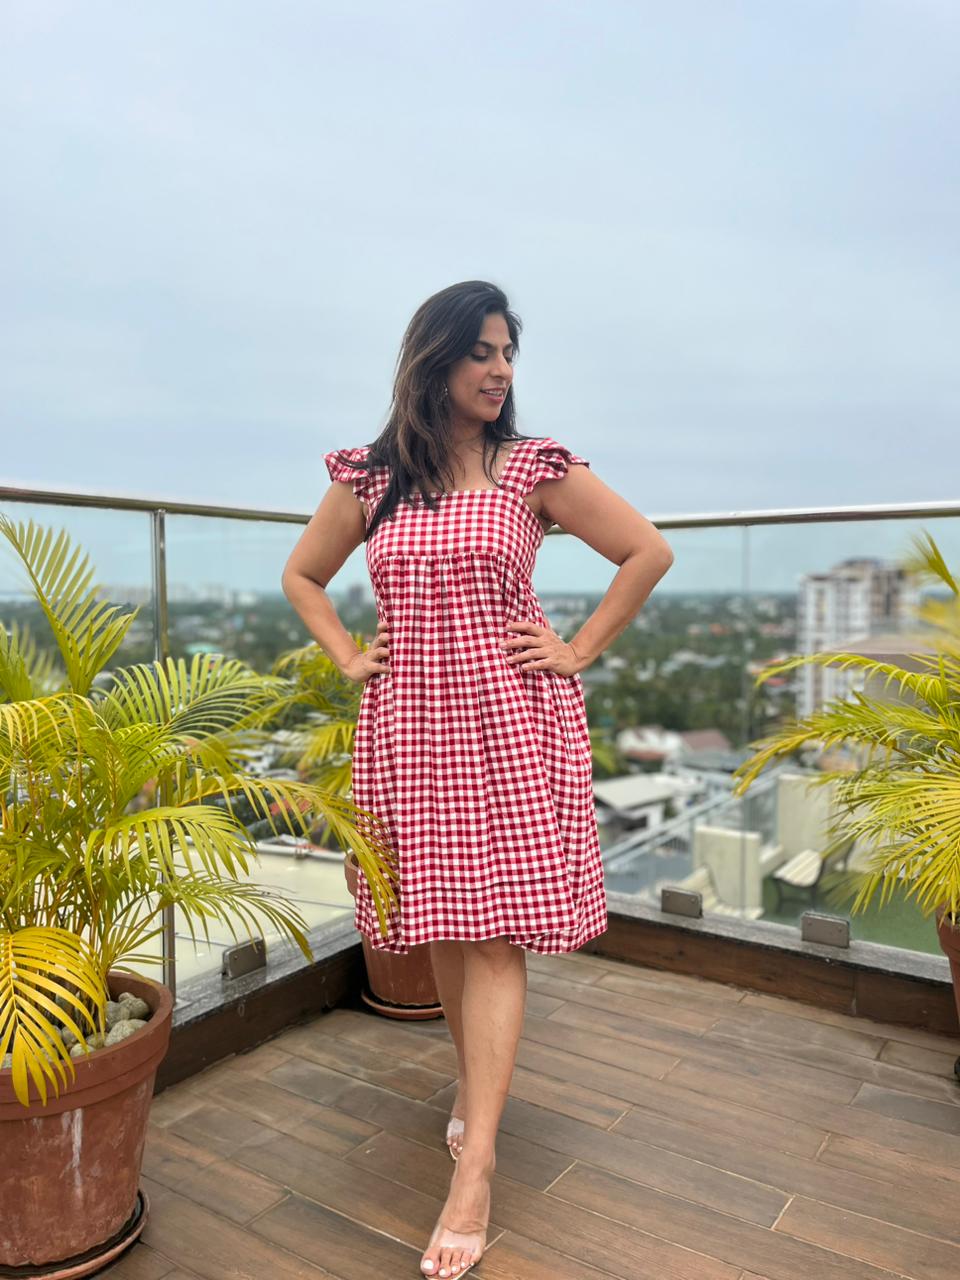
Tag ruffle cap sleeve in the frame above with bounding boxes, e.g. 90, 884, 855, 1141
323, 445, 372, 500
519, 437, 590, 495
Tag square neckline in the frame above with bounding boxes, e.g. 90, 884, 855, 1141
421, 438, 529, 497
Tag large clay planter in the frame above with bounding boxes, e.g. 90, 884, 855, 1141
343, 853, 442, 1019
0, 971, 173, 1275
935, 906, 960, 1060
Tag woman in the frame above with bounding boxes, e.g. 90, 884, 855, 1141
282, 280, 674, 1277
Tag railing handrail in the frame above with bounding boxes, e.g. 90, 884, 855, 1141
2, 483, 960, 530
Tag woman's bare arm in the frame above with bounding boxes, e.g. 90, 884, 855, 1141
281, 481, 376, 674
536, 464, 674, 669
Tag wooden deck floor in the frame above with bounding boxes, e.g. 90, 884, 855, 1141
106, 949, 960, 1280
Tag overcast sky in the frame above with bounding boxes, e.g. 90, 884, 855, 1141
1, 1, 958, 594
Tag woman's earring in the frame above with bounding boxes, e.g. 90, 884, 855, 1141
440, 384, 449, 400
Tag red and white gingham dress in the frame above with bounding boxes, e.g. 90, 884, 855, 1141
323, 435, 607, 954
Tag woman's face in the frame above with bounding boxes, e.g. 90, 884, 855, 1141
445, 311, 514, 429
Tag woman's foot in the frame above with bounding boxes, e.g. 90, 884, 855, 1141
420, 1155, 492, 1277
446, 1084, 466, 1160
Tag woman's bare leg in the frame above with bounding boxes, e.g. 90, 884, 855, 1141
429, 940, 468, 1155
421, 936, 527, 1277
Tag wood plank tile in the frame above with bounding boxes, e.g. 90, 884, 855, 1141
704, 1016, 960, 1104
878, 1037, 959, 1078
463, 1227, 634, 1280
548, 1001, 863, 1104
148, 1082, 213, 1129
166, 1101, 281, 1160
208, 1042, 294, 1077
524, 988, 567, 1017
250, 1191, 427, 1279
547, 1161, 904, 1280
491, 1093, 788, 1226
817, 1132, 960, 1189
527, 970, 722, 1032
706, 1002, 888, 1060
136, 951, 960, 1280
141, 1125, 220, 1191
170, 1157, 289, 1225
272, 1021, 454, 1098
740, 990, 960, 1055
140, 1186, 336, 1280
263, 1063, 571, 1189
607, 1072, 828, 1159
612, 1102, 960, 1245
851, 1081, 960, 1135
667, 1059, 960, 1168
519, 1006, 682, 1077
455, 1035, 675, 1114
344, 1130, 739, 1280
776, 1196, 960, 1280
101, 1242, 177, 1279
506, 1062, 632, 1128
525, 952, 611, 984
192, 1072, 380, 1156
232, 1130, 508, 1249
591, 966, 750, 1011
307, 1006, 454, 1068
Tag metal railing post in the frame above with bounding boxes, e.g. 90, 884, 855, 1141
150, 508, 177, 1003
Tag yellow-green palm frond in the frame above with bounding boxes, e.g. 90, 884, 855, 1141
272, 718, 357, 774
0, 926, 108, 1106
0, 619, 61, 702
0, 515, 137, 697
732, 690, 950, 794
271, 640, 351, 683
188, 770, 400, 933
0, 691, 78, 765
85, 803, 258, 884
97, 653, 287, 737
753, 648, 952, 707
903, 530, 959, 596
835, 765, 960, 919
156, 874, 312, 961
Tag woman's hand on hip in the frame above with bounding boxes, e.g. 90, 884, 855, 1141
342, 619, 391, 682
500, 620, 583, 676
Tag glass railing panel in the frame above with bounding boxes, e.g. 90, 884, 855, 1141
741, 513, 960, 957
164, 513, 330, 667
160, 512, 366, 980
0, 500, 156, 667
132, 853, 356, 988
537, 524, 756, 921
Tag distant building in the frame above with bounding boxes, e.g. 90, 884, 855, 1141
797, 557, 920, 717
592, 772, 703, 833
616, 724, 735, 772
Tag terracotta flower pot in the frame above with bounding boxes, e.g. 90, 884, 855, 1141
0, 971, 173, 1275
935, 905, 960, 1041
343, 852, 442, 1019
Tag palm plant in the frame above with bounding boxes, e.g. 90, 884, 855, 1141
253, 639, 362, 802
0, 514, 398, 1106
732, 530, 960, 927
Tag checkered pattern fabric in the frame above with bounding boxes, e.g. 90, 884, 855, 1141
322, 436, 607, 953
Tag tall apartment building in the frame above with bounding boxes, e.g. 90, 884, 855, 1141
797, 558, 920, 717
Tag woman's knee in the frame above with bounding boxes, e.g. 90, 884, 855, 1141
461, 935, 524, 965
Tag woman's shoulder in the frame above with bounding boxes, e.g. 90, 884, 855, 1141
508, 436, 591, 487
323, 444, 382, 491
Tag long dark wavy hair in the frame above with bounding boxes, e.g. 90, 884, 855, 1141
330, 280, 535, 542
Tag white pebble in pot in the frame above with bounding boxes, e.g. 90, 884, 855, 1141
104, 1001, 129, 1029
105, 1018, 148, 1046
117, 993, 150, 1020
